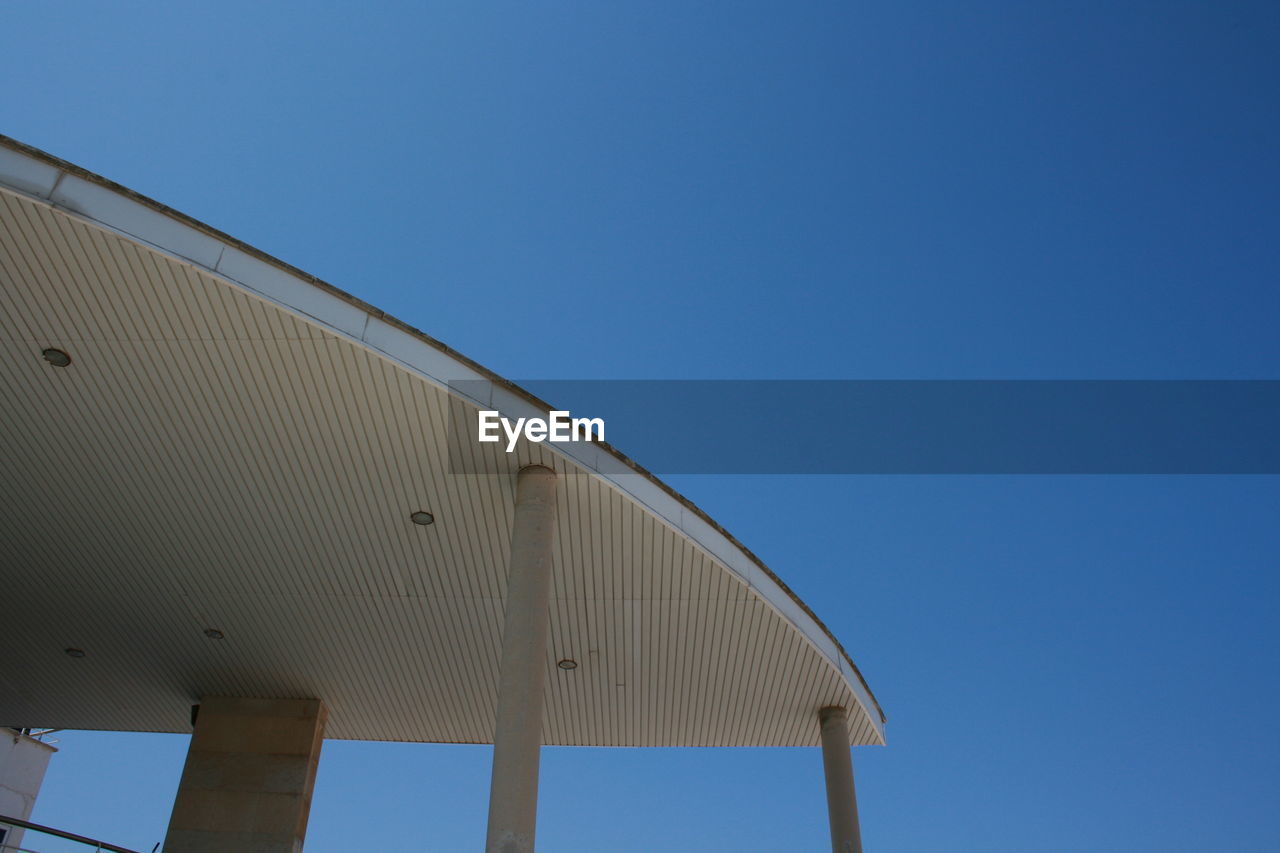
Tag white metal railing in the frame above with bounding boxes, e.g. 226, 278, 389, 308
0, 816, 143, 853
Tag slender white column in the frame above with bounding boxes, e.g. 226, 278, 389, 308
486, 465, 559, 853
819, 706, 863, 853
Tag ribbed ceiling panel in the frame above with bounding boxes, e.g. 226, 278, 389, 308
0, 184, 881, 747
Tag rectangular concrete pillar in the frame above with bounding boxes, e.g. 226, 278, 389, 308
164, 697, 327, 853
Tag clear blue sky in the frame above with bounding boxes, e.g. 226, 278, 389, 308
4, 2, 1279, 851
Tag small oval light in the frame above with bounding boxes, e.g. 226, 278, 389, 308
64, 647, 86, 658
410, 511, 435, 526
557, 659, 578, 670
42, 348, 72, 367
203, 628, 225, 640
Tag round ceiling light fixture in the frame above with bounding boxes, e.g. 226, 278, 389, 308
410, 510, 435, 526
203, 628, 225, 640
41, 348, 72, 367
557, 658, 578, 670
64, 647, 86, 658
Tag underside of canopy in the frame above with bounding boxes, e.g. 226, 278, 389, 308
0, 136, 884, 747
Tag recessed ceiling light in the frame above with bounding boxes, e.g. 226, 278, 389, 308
557, 659, 578, 670
64, 647, 85, 658
410, 510, 435, 526
41, 348, 71, 367
203, 628, 225, 640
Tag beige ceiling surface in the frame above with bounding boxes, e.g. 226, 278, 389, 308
0, 155, 883, 747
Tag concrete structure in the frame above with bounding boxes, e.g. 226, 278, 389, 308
164, 699, 327, 853
0, 729, 57, 852
0, 135, 884, 851
819, 707, 863, 853
486, 465, 558, 853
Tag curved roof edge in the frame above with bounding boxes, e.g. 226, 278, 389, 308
0, 134, 885, 740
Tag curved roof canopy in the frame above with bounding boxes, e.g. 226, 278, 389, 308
0, 136, 883, 748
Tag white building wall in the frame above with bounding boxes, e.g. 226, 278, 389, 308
0, 729, 57, 851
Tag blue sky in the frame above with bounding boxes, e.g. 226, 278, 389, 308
3, 2, 1279, 851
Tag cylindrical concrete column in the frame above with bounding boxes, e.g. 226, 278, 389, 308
486, 465, 559, 853
819, 705, 863, 853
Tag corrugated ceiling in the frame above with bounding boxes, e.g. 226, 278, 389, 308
0, 144, 883, 747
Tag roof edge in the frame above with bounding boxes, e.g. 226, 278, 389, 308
0, 133, 885, 734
